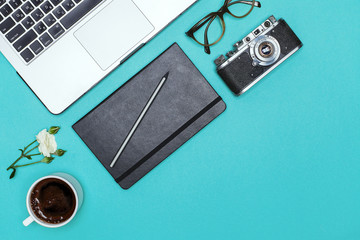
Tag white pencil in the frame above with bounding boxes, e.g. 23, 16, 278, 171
110, 72, 169, 168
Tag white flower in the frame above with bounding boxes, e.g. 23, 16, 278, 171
36, 129, 57, 157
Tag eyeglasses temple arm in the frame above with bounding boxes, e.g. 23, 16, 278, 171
204, 16, 218, 54
229, 0, 261, 8
186, 13, 217, 37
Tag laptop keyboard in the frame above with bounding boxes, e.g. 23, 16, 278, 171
0, 0, 104, 63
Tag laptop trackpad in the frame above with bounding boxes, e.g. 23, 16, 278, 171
75, 1, 154, 70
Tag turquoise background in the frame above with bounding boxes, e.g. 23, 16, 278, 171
1, 0, 360, 239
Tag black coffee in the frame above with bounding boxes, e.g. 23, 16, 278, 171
30, 178, 76, 224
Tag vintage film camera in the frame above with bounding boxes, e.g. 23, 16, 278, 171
215, 16, 303, 95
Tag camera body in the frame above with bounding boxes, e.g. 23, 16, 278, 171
215, 16, 303, 95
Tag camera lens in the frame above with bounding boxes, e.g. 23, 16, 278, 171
259, 42, 274, 58
261, 44, 271, 55
251, 35, 280, 66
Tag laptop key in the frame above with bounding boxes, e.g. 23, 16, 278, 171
5, 24, 25, 42
0, 17, 15, 33
40, 1, 53, 14
48, 22, 64, 39
0, 0, 5, 7
50, 0, 63, 6
74, 0, 81, 3
60, 0, 103, 29
13, 29, 37, 52
62, 0, 75, 11
39, 32, 53, 47
30, 40, 44, 55
43, 13, 56, 26
53, 6, 65, 19
20, 48, 35, 62
21, 2, 35, 14
22, 16, 35, 29
12, 9, 25, 22
0, 4, 13, 17
31, 9, 44, 21
0, 15, 3, 23
9, 0, 22, 10
34, 21, 46, 34
31, 0, 44, 7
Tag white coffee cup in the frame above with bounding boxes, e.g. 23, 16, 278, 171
23, 173, 83, 228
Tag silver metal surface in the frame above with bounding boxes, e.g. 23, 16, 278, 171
239, 46, 301, 95
250, 35, 281, 66
216, 15, 279, 71
109, 72, 169, 168
0, 0, 197, 114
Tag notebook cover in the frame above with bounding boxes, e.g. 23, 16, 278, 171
73, 43, 226, 189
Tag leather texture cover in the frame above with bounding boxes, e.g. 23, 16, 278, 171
73, 43, 226, 189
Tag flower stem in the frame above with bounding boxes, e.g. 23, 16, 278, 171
13, 160, 42, 168
24, 144, 39, 155
26, 153, 41, 157
6, 155, 22, 171
6, 140, 38, 171
24, 140, 36, 152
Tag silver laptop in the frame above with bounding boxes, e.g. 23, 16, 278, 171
0, 0, 197, 114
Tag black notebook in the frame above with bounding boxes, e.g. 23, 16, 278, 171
73, 43, 226, 189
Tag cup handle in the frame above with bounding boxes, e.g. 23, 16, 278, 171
23, 216, 34, 226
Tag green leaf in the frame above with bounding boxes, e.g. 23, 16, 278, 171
10, 168, 16, 179
25, 156, 32, 160
54, 149, 66, 157
41, 157, 54, 164
49, 126, 60, 135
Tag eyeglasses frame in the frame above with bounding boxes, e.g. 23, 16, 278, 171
186, 0, 261, 54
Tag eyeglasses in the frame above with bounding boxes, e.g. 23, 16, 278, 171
186, 0, 261, 54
